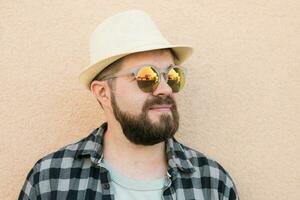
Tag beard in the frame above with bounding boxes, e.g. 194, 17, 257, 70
110, 91, 179, 146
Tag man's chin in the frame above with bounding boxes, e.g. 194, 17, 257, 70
148, 109, 172, 120
147, 114, 174, 128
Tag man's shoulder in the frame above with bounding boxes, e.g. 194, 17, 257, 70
172, 139, 239, 199
179, 141, 226, 170
19, 129, 101, 199
175, 139, 237, 188
30, 129, 97, 175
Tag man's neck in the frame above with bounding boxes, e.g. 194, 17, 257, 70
102, 122, 168, 180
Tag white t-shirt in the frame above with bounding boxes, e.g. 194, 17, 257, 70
102, 159, 167, 200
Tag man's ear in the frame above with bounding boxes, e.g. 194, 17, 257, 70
90, 80, 111, 108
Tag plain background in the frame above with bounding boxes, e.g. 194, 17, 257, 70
1, 1, 299, 199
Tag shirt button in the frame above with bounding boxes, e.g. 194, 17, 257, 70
171, 171, 176, 176
103, 183, 110, 190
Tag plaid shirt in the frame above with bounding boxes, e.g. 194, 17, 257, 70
19, 122, 239, 200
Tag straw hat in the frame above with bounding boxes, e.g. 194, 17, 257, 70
79, 9, 193, 90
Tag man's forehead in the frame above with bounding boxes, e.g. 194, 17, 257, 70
120, 49, 175, 69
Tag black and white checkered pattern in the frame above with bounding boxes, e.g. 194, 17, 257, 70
19, 122, 239, 200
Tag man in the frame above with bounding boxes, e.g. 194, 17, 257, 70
19, 10, 239, 200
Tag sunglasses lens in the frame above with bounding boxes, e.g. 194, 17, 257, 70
167, 67, 185, 93
136, 66, 159, 92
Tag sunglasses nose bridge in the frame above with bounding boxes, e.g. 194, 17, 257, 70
152, 72, 172, 95
160, 71, 168, 81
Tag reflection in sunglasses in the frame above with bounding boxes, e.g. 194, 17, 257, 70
168, 69, 180, 82
137, 67, 159, 81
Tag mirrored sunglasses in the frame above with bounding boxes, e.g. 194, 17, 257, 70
101, 64, 186, 93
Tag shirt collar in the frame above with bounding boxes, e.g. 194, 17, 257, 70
74, 123, 107, 165
75, 122, 195, 173
165, 137, 195, 173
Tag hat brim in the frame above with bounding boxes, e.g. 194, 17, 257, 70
79, 44, 193, 90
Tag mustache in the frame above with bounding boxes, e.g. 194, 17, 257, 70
142, 96, 177, 112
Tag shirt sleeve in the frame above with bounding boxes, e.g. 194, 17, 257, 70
226, 174, 239, 200
18, 167, 38, 200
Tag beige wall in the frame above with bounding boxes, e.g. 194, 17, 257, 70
1, 1, 299, 199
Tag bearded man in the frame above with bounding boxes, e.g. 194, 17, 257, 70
19, 10, 239, 200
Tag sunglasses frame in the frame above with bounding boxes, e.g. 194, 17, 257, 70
101, 64, 187, 92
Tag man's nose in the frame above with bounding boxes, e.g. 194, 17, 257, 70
152, 74, 172, 96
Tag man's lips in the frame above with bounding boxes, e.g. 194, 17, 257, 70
149, 104, 172, 111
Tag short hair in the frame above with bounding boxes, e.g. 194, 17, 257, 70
93, 57, 123, 90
